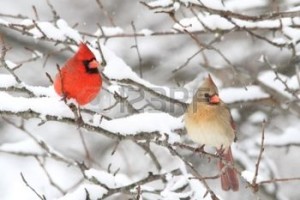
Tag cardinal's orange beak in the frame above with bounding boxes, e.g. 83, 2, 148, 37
209, 94, 220, 104
89, 60, 99, 69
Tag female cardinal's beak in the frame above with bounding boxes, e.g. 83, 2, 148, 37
209, 94, 220, 104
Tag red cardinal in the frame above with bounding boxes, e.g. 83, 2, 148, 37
54, 43, 102, 105
185, 75, 239, 191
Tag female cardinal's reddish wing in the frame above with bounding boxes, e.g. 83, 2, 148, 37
54, 43, 102, 105
218, 147, 239, 191
217, 100, 239, 191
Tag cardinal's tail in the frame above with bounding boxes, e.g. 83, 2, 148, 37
218, 147, 239, 191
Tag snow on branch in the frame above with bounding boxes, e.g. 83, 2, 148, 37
1, 1, 300, 199
264, 127, 300, 147
258, 70, 300, 99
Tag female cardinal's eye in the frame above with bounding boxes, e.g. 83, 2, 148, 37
204, 93, 209, 98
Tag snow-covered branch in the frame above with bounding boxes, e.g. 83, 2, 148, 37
1, 0, 300, 199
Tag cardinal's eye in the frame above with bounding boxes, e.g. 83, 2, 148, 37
83, 60, 89, 68
83, 58, 99, 74
204, 93, 209, 98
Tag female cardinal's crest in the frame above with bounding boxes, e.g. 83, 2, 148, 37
193, 74, 219, 103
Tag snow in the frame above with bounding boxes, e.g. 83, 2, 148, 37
241, 170, 267, 183
23, 85, 57, 97
173, 14, 300, 33
147, 0, 183, 12
20, 19, 34, 26
0, 139, 44, 155
150, 0, 267, 12
29, 20, 66, 41
148, 0, 173, 7
139, 29, 154, 36
33, 50, 43, 58
97, 112, 183, 142
169, 176, 188, 191
248, 111, 267, 123
85, 168, 131, 188
0, 74, 58, 97
287, 5, 300, 11
220, 86, 269, 104
5, 60, 17, 69
95, 26, 124, 36
173, 14, 234, 32
226, 0, 267, 11
106, 84, 123, 96
161, 172, 191, 200
178, 161, 213, 200
180, 0, 225, 10
0, 91, 73, 118
230, 108, 241, 121
253, 19, 281, 29
0, 74, 17, 88
58, 184, 107, 200
56, 19, 82, 43
258, 70, 299, 99
161, 189, 190, 200
2, 0, 300, 199
0, 18, 9, 26
173, 2, 180, 11
92, 42, 186, 103
17, 18, 80, 42
282, 27, 300, 43
188, 179, 214, 200
264, 127, 300, 146
99, 43, 142, 81
92, 114, 103, 125
272, 37, 288, 45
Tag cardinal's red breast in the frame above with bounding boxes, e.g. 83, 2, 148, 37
54, 43, 102, 105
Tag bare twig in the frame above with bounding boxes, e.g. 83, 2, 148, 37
96, 40, 107, 67
2, 117, 77, 166
35, 157, 65, 194
101, 169, 180, 199
259, 177, 300, 184
165, 144, 219, 200
0, 40, 22, 83
131, 21, 143, 78
172, 35, 223, 73
142, 1, 300, 22
0, 110, 161, 142
45, 0, 60, 21
21, 173, 46, 200
252, 120, 266, 192
135, 141, 162, 171
78, 128, 93, 166
109, 77, 187, 107
94, 0, 116, 26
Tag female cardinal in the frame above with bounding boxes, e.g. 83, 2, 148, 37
184, 75, 239, 191
54, 43, 102, 105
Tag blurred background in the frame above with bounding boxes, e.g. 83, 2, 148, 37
1, 0, 300, 199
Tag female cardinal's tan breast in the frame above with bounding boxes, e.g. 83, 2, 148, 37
185, 102, 235, 148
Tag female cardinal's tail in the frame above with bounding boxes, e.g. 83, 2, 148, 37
218, 147, 239, 191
